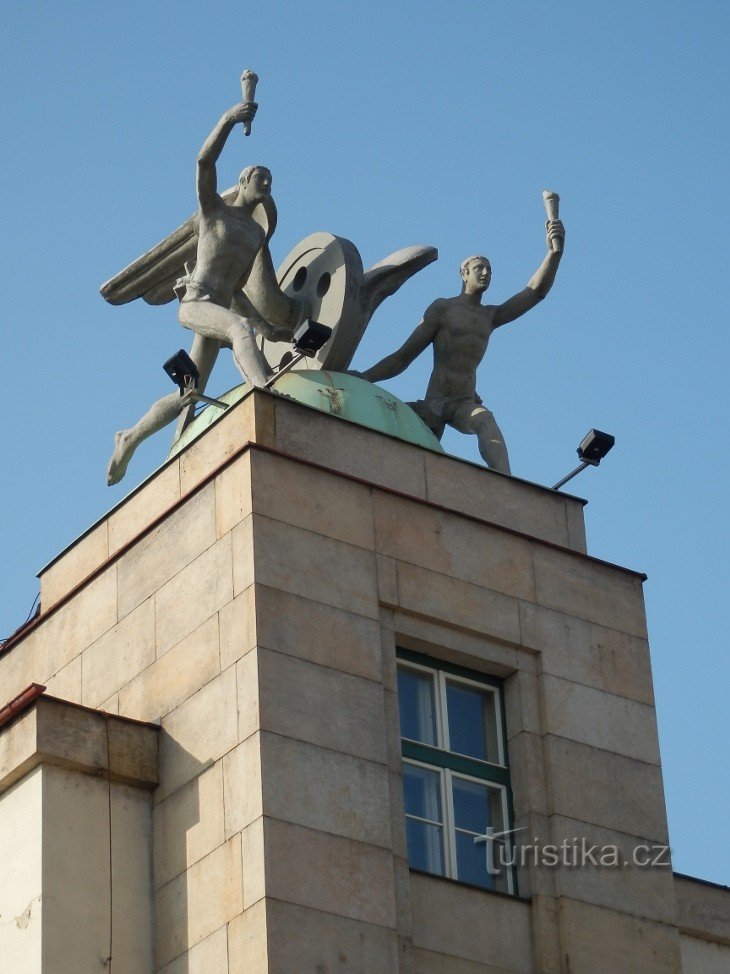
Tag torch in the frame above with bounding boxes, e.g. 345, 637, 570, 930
542, 190, 562, 253
240, 69, 259, 136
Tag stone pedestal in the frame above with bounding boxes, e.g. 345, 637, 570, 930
0, 388, 726, 972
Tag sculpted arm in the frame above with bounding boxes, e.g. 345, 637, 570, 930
361, 303, 441, 382
196, 103, 257, 210
493, 220, 565, 327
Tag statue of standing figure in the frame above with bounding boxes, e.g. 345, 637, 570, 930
105, 98, 304, 485
360, 209, 565, 473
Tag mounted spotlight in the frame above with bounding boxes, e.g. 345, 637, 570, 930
163, 349, 200, 392
163, 349, 228, 410
552, 429, 615, 491
292, 319, 332, 356
265, 319, 333, 387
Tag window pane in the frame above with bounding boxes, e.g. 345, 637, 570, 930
403, 764, 442, 823
452, 777, 491, 834
445, 680, 500, 762
406, 818, 445, 875
397, 667, 437, 745
455, 829, 496, 889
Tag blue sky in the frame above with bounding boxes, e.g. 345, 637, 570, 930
1, 2, 728, 884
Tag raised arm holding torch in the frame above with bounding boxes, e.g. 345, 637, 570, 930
240, 69, 259, 135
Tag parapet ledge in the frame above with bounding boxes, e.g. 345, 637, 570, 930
674, 872, 730, 945
34, 387, 590, 621
0, 689, 159, 797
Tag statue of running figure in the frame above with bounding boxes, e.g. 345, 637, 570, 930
360, 217, 565, 474
107, 100, 301, 485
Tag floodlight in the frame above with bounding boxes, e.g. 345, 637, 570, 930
552, 429, 615, 491
577, 429, 615, 465
163, 349, 200, 393
292, 319, 332, 357
163, 349, 228, 410
265, 319, 333, 388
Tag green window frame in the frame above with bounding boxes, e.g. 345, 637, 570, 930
397, 649, 517, 895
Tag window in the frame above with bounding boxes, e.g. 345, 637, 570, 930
396, 650, 516, 894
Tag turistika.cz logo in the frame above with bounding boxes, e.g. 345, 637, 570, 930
475, 827, 671, 874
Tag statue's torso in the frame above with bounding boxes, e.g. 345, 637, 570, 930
426, 298, 496, 401
192, 201, 266, 304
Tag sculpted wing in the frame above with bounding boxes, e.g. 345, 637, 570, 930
99, 188, 276, 307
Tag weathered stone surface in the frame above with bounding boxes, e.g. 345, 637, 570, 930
107, 784, 156, 972
504, 668, 542, 739
250, 448, 375, 549
219, 584, 257, 670
119, 615, 220, 722
236, 648, 260, 744
262, 817, 397, 927
544, 735, 670, 840
222, 734, 262, 838
559, 896, 683, 973
215, 452, 253, 539
0, 638, 33, 710
44, 656, 82, 704
265, 899, 400, 972
679, 933, 730, 974
82, 597, 155, 708
231, 513, 255, 596
532, 545, 648, 637
42, 768, 114, 971
117, 484, 216, 619
377, 552, 399, 607
0, 699, 158, 794
241, 817, 266, 910
180, 403, 254, 496
507, 731, 550, 819
674, 873, 730, 943
541, 673, 661, 765
108, 460, 181, 555
155, 835, 243, 969
158, 926, 228, 974
373, 490, 536, 601
157, 667, 238, 802
256, 648, 388, 764
408, 946, 524, 973
227, 901, 268, 974
153, 761, 225, 888
259, 732, 392, 846
34, 566, 118, 682
393, 611, 521, 676
424, 449, 586, 553
519, 600, 655, 705
252, 514, 379, 619
549, 815, 677, 924
0, 766, 42, 972
40, 521, 109, 611
107, 715, 159, 787
254, 584, 382, 681
396, 561, 521, 644
274, 396, 428, 497
154, 533, 232, 656
409, 871, 533, 971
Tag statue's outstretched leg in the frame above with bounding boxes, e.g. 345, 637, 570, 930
107, 390, 186, 485
179, 301, 271, 387
451, 403, 511, 475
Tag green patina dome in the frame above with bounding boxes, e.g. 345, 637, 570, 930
168, 370, 444, 459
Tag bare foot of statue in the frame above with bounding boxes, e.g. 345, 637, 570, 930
107, 430, 135, 486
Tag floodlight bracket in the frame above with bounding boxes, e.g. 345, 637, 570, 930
552, 429, 615, 491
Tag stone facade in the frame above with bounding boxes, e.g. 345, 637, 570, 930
0, 389, 727, 972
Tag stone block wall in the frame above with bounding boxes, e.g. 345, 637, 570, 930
0, 389, 725, 972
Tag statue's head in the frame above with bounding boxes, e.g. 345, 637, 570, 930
460, 255, 492, 293
238, 166, 272, 202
